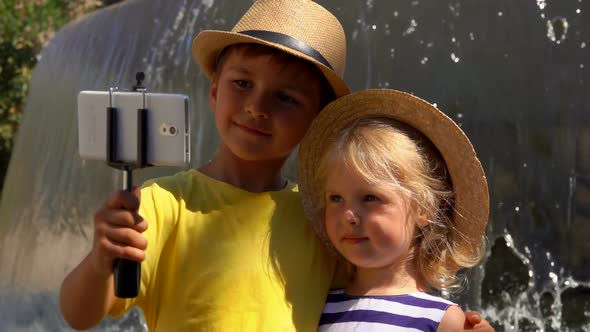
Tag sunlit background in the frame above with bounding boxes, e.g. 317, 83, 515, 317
0, 0, 589, 331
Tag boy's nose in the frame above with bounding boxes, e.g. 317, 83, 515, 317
245, 97, 270, 119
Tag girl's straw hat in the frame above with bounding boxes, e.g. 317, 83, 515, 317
192, 0, 350, 97
297, 89, 489, 260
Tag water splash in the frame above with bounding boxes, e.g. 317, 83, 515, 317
481, 233, 590, 331
546, 17, 569, 44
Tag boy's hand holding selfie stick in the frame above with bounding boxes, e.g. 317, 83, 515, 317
77, 72, 190, 297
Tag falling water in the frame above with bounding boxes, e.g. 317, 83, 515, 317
0, 0, 589, 330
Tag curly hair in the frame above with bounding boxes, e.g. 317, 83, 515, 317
313, 117, 484, 292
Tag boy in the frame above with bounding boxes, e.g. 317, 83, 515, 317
61, 1, 349, 331
60, 0, 491, 331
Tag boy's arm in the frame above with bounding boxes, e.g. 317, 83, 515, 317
60, 188, 147, 330
59, 254, 117, 330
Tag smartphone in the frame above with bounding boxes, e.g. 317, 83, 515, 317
77, 90, 190, 166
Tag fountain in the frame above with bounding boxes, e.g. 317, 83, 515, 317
0, 0, 589, 330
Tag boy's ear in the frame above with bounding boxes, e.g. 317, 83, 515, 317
209, 74, 218, 111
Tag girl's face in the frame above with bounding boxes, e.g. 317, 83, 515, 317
324, 158, 419, 270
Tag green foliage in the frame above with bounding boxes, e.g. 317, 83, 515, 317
0, 0, 103, 191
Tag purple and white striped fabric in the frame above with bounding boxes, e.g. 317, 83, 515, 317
318, 289, 455, 332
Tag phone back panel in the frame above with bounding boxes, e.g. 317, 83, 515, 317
77, 90, 190, 166
144, 92, 190, 166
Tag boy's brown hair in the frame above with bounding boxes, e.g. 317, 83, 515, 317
214, 43, 336, 109
192, 0, 350, 98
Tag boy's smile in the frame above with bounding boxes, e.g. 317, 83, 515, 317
209, 49, 322, 163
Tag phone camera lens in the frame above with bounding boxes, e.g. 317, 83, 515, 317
169, 126, 177, 135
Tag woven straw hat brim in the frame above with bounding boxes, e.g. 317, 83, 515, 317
297, 89, 489, 261
192, 31, 350, 97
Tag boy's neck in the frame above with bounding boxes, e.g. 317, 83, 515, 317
199, 148, 288, 193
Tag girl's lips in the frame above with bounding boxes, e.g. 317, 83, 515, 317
342, 237, 368, 244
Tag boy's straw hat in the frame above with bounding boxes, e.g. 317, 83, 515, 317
192, 0, 349, 97
297, 89, 489, 262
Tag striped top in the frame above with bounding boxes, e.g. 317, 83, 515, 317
318, 289, 455, 332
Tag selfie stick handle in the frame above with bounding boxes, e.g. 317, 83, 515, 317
107, 75, 147, 298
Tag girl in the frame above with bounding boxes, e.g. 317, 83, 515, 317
297, 89, 490, 331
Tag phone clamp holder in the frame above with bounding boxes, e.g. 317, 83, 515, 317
106, 72, 148, 298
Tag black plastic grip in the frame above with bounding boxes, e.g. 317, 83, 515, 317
114, 258, 141, 298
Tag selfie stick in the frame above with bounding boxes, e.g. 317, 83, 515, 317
106, 72, 148, 298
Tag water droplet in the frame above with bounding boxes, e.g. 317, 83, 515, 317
555, 203, 560, 208
402, 19, 418, 36
451, 37, 456, 43
547, 17, 569, 44
581, 42, 586, 48
372, 24, 377, 30
523, 163, 528, 168
469, 32, 475, 40
537, 0, 547, 10
451, 53, 460, 63
426, 42, 434, 48
457, 113, 464, 119
433, 103, 438, 108
515, 206, 520, 212
541, 13, 546, 19
576, 8, 581, 14
498, 11, 503, 17
389, 48, 395, 59
393, 11, 399, 17
420, 57, 429, 64
581, 64, 585, 69
411, 0, 420, 6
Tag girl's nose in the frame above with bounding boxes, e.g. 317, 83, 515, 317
344, 209, 360, 225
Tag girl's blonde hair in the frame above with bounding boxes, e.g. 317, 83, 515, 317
314, 118, 484, 292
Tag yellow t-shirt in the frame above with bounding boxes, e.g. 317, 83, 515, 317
110, 169, 339, 331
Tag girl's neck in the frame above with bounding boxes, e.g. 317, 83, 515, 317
199, 145, 288, 193
345, 261, 427, 296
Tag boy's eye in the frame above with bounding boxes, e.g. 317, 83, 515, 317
277, 92, 298, 105
364, 194, 379, 202
328, 194, 343, 203
233, 80, 250, 88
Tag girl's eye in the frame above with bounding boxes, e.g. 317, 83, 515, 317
328, 194, 343, 203
364, 194, 379, 202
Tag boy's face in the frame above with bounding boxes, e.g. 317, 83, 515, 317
209, 49, 322, 163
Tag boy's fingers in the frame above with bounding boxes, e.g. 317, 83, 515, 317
132, 186, 141, 200
99, 236, 146, 262
96, 209, 147, 232
465, 311, 481, 326
104, 190, 141, 211
103, 225, 148, 252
